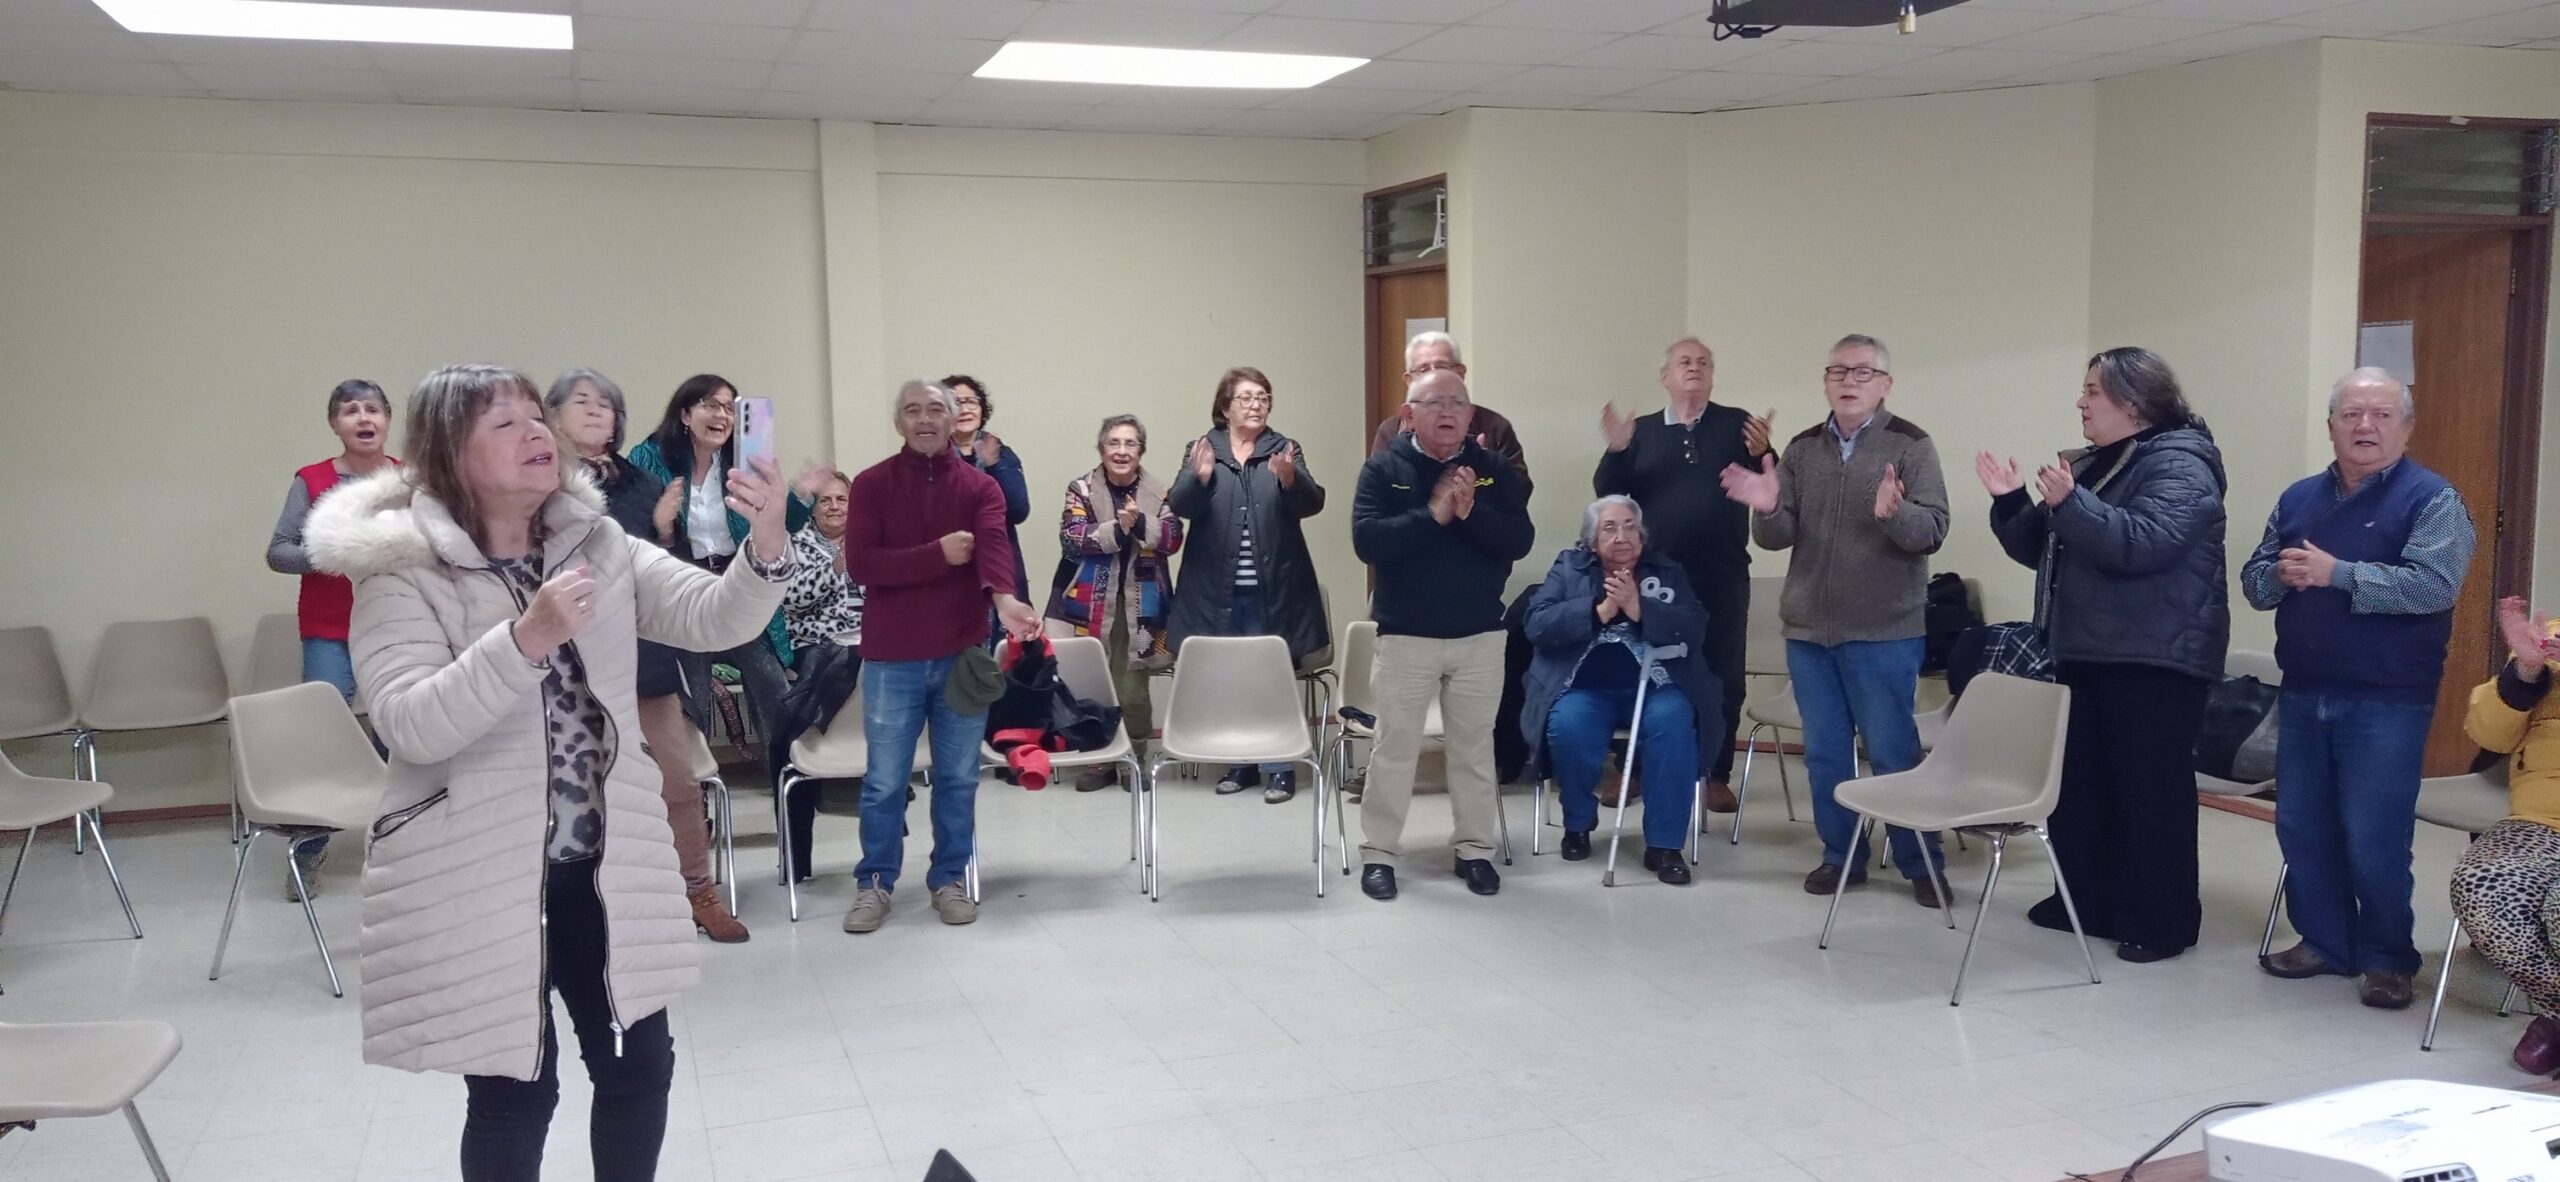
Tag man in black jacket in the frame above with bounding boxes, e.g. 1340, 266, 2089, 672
1351, 370, 1537, 901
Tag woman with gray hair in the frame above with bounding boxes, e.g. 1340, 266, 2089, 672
1518, 495, 1720, 884
547, 368, 750, 943
1048, 413, 1183, 789
307, 363, 794, 1178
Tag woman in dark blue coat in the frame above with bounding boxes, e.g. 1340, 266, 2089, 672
1522, 495, 1723, 884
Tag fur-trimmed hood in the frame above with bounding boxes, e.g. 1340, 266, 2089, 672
305, 466, 611, 580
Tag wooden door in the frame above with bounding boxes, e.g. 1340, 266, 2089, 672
1366, 266, 1447, 446
2358, 229, 2512, 776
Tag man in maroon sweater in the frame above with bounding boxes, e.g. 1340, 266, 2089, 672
839, 379, 1040, 933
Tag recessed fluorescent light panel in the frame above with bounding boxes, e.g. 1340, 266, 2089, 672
93, 0, 572, 50
975, 41, 1366, 89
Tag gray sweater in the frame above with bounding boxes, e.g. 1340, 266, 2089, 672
1750, 408, 1949, 646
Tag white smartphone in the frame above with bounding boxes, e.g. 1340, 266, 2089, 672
738, 397, 776, 468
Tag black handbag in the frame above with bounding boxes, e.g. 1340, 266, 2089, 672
2194, 674, 2279, 782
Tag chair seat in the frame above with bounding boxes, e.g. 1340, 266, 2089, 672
2195, 772, 2269, 798
1159, 733, 1313, 766
0, 1021, 182, 1121
0, 776, 111, 829
80, 704, 229, 732
1834, 765, 2050, 831
0, 713, 76, 744
2416, 774, 2510, 834
984, 729, 1132, 771
1744, 685, 1800, 730
789, 725, 868, 780
249, 791, 381, 832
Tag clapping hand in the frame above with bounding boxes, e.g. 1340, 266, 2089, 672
1115, 500, 1143, 532
1447, 465, 1477, 520
1975, 452, 2024, 498
652, 479, 683, 543
1873, 462, 1905, 520
2035, 461, 2076, 509
2499, 596, 2556, 680
1427, 466, 1465, 525
1742, 409, 1774, 457
1271, 442, 1300, 489
791, 460, 832, 501
1600, 402, 1635, 453
1604, 567, 1643, 622
2275, 541, 2337, 590
1189, 437, 1216, 483
1719, 454, 1780, 514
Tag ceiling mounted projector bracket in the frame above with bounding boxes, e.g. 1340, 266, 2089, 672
1708, 0, 1973, 40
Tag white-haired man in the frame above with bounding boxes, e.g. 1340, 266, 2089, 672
1370, 331, 1531, 494
839, 380, 1040, 934
2245, 367, 2475, 1009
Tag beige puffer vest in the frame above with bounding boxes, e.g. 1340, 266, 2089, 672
305, 468, 785, 1080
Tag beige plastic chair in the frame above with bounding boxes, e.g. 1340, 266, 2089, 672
2420, 762, 2521, 1051
213, 683, 383, 998
1147, 635, 1328, 901
979, 636, 1145, 890
0, 748, 144, 980
1730, 576, 1800, 837
0, 1019, 183, 1180
245, 612, 304, 696
79, 617, 235, 846
772, 682, 865, 923
1818, 672, 2096, 1006
0, 626, 79, 745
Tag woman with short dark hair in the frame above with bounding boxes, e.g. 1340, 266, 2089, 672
943, 374, 1034, 626
1981, 346, 2229, 963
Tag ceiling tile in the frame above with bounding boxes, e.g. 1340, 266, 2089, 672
913, 98, 1100, 129
0, 0, 123, 29
1012, 3, 1255, 48
1724, 39, 1953, 74
1060, 105, 1242, 132
1982, 14, 2239, 53
364, 44, 572, 76
2139, 21, 2323, 61
0, 26, 159, 63
0, 56, 200, 92
1387, 24, 1618, 63
2116, 0, 2345, 19
1271, 0, 1504, 20
1257, 85, 1457, 111
366, 0, 572, 11
1618, 68, 1812, 102
388, 74, 580, 107
1490, 64, 1678, 94
1963, 0, 2156, 12
1210, 106, 1392, 137
1443, 90, 1596, 109
800, 0, 1041, 39
1467, 0, 1714, 34
1812, 5, 2085, 46
1325, 58, 1528, 89
1082, 0, 1283, 11
180, 65, 395, 99
765, 63, 960, 99
1865, 46, 2092, 79
937, 75, 1135, 105
746, 91, 930, 121
1993, 50, 2185, 83
148, 36, 378, 69
576, 80, 761, 116
575, 50, 773, 90
577, 0, 813, 25
1559, 33, 1778, 69
1208, 16, 1443, 56
784, 30, 1004, 73
2281, 0, 2546, 34
2419, 4, 2560, 42
573, 16, 798, 61
1363, 111, 1437, 133
1742, 75, 1949, 105
1106, 82, 1285, 107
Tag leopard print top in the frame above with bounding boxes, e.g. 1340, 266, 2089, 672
490, 554, 611, 863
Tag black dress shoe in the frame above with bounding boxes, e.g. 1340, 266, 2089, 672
1361, 863, 1398, 901
1559, 831, 1591, 861
1454, 858, 1501, 896
1642, 847, 1692, 885
2115, 941, 2184, 964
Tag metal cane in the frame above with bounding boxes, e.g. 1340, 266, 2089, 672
1603, 643, 1686, 887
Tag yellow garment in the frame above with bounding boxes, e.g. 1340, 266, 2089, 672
2469, 625, 2560, 829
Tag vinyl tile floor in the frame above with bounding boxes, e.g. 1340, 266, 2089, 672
0, 757, 2533, 1181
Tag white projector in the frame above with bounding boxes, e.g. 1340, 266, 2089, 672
2205, 1079, 2560, 1181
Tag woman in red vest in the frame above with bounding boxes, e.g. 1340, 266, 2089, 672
263, 378, 398, 898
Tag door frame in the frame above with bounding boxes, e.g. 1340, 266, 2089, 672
2357, 113, 2549, 654
1364, 174, 1448, 445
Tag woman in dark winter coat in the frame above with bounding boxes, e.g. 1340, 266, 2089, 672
1166, 366, 1330, 803
1981, 346, 2229, 963
1521, 496, 1721, 884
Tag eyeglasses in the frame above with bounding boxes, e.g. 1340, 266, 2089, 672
1229, 393, 1273, 408
1408, 397, 1471, 413
1824, 366, 1888, 384
1405, 360, 1463, 377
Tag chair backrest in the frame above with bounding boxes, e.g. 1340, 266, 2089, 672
675, 720, 721, 783
226, 682, 383, 829
788, 682, 868, 778
1041, 617, 1078, 640
2226, 649, 2280, 686
84, 617, 231, 731
2416, 762, 2512, 835
1046, 635, 1121, 708
246, 612, 304, 696
1158, 635, 1312, 763
1932, 672, 2071, 815
1745, 575, 1788, 675
1335, 620, 1380, 716
0, 625, 78, 741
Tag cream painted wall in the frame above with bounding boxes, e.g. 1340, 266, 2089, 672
865, 126, 1367, 621
1693, 85, 2099, 626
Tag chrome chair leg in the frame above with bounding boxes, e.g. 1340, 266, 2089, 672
0, 824, 34, 936
124, 1102, 172, 1182
1686, 776, 1704, 865
1775, 727, 1798, 821
1145, 753, 1166, 902
1818, 817, 1871, 949
1494, 782, 1513, 867
2423, 916, 2466, 1051
1734, 722, 1765, 845
2033, 824, 2101, 987
1334, 743, 1353, 876
714, 776, 738, 916
84, 810, 142, 939
209, 828, 257, 981
776, 771, 802, 923
70, 731, 96, 852
1950, 829, 2008, 1007
2499, 982, 2522, 1017
2259, 862, 2289, 959
285, 834, 344, 997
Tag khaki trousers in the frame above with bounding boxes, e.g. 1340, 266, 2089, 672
1360, 631, 1505, 863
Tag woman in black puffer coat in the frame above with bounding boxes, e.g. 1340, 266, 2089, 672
1981, 347, 2228, 963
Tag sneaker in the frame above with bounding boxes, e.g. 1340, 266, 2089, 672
843, 887, 891, 934
283, 836, 328, 902
931, 883, 978, 925
1215, 766, 1259, 795
1263, 771, 1297, 804
691, 888, 750, 943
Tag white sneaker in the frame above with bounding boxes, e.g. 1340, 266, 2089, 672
843, 887, 891, 933
931, 883, 977, 925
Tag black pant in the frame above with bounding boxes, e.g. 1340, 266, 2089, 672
462, 857, 676, 1181
2028, 661, 2211, 952
784, 645, 861, 881
1696, 575, 1749, 783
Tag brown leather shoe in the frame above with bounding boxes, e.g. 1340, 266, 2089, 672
1913, 873, 1956, 909
2514, 1014, 2560, 1074
2258, 941, 2346, 980
2358, 970, 2415, 1010
691, 888, 750, 944
1802, 862, 1867, 895
1703, 780, 1739, 814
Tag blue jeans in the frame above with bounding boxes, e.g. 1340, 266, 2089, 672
854, 656, 987, 893
1787, 637, 1938, 879
302, 638, 356, 702
1547, 682, 1698, 851
1226, 586, 1290, 780
2273, 690, 2432, 974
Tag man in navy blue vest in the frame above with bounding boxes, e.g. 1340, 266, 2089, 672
2243, 367, 2476, 1009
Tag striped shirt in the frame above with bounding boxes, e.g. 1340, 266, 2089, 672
1234, 514, 1260, 587
2240, 467, 2475, 616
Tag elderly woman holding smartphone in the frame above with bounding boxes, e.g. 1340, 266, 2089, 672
307, 363, 795, 1179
